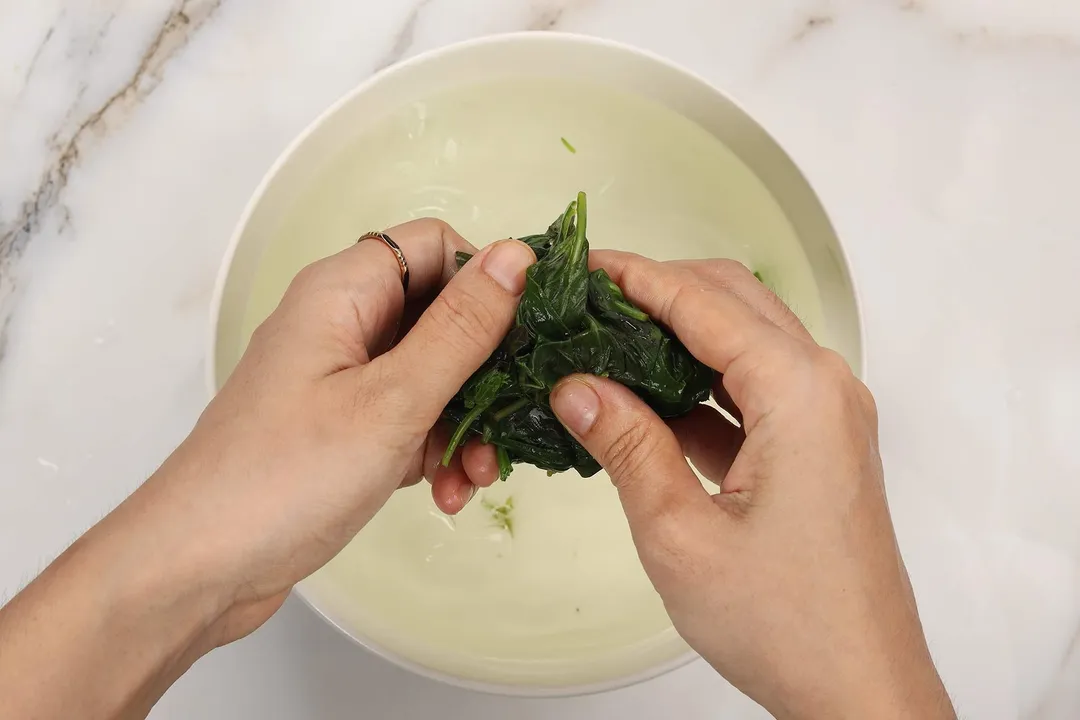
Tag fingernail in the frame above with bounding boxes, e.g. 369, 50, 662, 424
456, 483, 477, 511
550, 379, 600, 436
482, 240, 534, 293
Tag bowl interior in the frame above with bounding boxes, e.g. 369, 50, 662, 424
211, 33, 862, 695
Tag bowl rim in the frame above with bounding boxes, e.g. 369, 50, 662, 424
206, 29, 865, 697
290, 581, 701, 698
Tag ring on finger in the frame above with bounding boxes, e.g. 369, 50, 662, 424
358, 231, 410, 294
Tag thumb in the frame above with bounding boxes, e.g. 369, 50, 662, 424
550, 376, 712, 536
373, 239, 535, 425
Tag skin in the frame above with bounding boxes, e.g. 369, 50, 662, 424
0, 221, 955, 720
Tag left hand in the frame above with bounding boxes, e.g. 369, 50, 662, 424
131, 219, 535, 646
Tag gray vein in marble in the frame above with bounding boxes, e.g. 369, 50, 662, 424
528, 0, 593, 32
1027, 622, 1080, 719
0, 315, 9, 368
0, 0, 225, 347
373, 0, 586, 74
373, 0, 436, 72
22, 22, 58, 88
906, 2, 1077, 55
791, 14, 835, 43
530, 5, 566, 31
954, 26, 1079, 55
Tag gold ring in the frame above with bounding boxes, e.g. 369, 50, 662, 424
357, 231, 410, 294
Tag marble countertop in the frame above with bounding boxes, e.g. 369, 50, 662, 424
3, 1, 1080, 718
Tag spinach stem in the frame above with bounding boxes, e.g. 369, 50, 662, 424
559, 200, 577, 243
496, 446, 513, 482
493, 398, 529, 422
442, 405, 485, 467
569, 191, 588, 265
613, 298, 649, 321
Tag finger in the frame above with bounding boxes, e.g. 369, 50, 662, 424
586, 250, 811, 424
339, 218, 473, 301
713, 383, 742, 426
550, 375, 713, 535
666, 259, 812, 342
462, 440, 501, 488
590, 251, 809, 341
389, 238, 512, 350
668, 404, 745, 487
412, 424, 453, 490
422, 432, 496, 514
430, 448, 476, 515
373, 239, 536, 426
281, 218, 475, 360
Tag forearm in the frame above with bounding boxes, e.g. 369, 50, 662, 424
0, 488, 224, 720
767, 632, 956, 720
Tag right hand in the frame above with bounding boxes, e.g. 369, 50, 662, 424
480, 252, 955, 720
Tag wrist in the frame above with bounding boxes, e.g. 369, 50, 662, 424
78, 488, 229, 659
0, 501, 224, 719
772, 655, 955, 720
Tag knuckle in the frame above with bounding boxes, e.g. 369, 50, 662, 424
706, 258, 753, 283
396, 217, 460, 251
808, 348, 877, 420
247, 315, 276, 348
813, 348, 855, 384
412, 216, 452, 236
855, 380, 879, 420
700, 260, 806, 335
603, 417, 659, 484
769, 297, 808, 337
665, 275, 710, 324
286, 261, 327, 296
685, 258, 755, 289
429, 288, 500, 353
427, 217, 455, 240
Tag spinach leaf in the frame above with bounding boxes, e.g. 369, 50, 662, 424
515, 196, 590, 338
440, 192, 713, 478
454, 217, 562, 270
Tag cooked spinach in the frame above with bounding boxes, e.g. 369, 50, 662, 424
441, 192, 713, 478
481, 495, 515, 536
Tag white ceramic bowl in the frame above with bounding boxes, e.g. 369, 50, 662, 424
209, 32, 863, 696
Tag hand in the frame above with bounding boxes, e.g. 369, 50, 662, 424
498, 252, 953, 720
152, 221, 536, 643
0, 220, 536, 720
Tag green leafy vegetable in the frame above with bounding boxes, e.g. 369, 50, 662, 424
441, 192, 713, 478
482, 495, 515, 536
561, 137, 577, 154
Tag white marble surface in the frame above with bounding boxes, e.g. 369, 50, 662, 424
2, 0, 1080, 717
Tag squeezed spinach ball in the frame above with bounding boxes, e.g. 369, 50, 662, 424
442, 192, 713, 479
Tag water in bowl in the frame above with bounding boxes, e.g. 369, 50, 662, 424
240, 77, 826, 687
